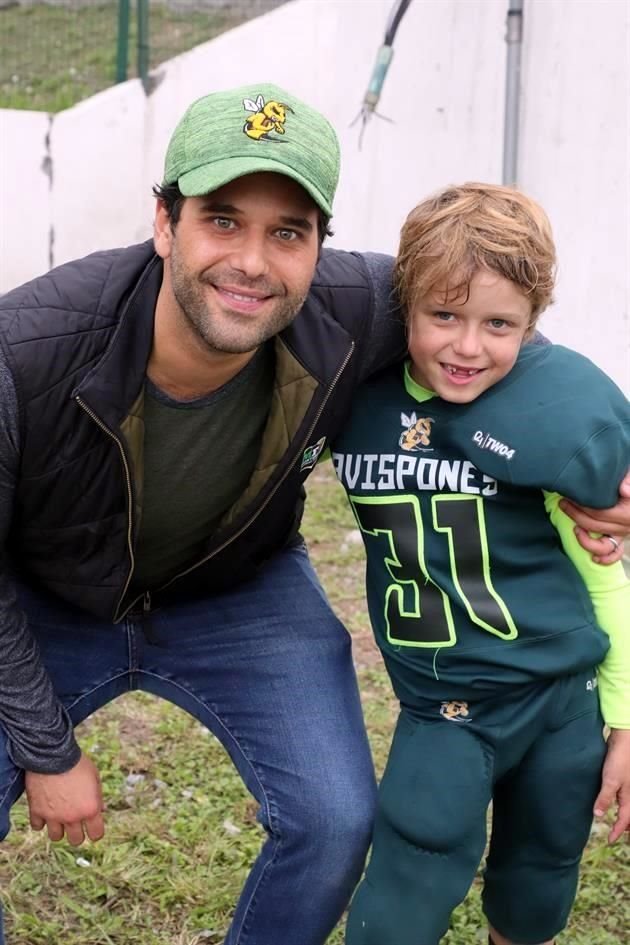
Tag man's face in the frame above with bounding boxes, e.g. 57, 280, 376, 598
154, 172, 320, 356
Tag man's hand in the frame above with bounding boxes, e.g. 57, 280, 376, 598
560, 471, 630, 564
593, 728, 630, 843
25, 752, 105, 846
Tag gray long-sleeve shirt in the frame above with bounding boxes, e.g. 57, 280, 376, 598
0, 353, 81, 773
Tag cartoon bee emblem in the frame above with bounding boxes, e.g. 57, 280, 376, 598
399, 412, 434, 452
243, 94, 293, 141
440, 701, 471, 722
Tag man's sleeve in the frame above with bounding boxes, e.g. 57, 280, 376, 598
0, 353, 81, 773
545, 491, 630, 727
552, 420, 630, 509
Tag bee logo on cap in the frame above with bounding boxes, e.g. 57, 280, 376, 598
243, 94, 293, 141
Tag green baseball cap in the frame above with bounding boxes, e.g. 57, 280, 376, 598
162, 83, 340, 218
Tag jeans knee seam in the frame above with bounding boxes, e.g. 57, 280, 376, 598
64, 671, 131, 714
136, 668, 281, 944
0, 770, 23, 812
232, 836, 283, 945
135, 669, 273, 828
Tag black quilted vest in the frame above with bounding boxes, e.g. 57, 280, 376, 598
0, 242, 403, 621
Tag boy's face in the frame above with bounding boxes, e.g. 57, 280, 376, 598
407, 269, 533, 403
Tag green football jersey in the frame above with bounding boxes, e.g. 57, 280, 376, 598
332, 344, 630, 706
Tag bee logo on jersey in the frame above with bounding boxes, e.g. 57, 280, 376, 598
440, 700, 472, 722
300, 437, 326, 472
399, 413, 434, 452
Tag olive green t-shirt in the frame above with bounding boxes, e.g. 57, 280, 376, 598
131, 344, 275, 593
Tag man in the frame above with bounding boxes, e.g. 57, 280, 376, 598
0, 83, 627, 945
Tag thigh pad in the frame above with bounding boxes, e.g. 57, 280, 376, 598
378, 717, 492, 853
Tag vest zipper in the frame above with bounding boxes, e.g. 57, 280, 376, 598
151, 340, 356, 595
74, 396, 136, 621
142, 590, 157, 643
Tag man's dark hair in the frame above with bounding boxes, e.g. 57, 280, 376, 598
153, 182, 187, 229
152, 182, 333, 245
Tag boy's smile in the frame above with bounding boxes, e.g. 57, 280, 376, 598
407, 269, 534, 403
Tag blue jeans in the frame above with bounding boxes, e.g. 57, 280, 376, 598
0, 543, 377, 944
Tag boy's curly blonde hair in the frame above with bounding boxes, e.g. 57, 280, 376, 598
394, 182, 557, 324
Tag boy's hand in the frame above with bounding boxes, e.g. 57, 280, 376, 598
560, 471, 630, 564
25, 752, 105, 846
593, 728, 630, 843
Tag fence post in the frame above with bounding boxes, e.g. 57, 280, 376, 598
137, 0, 150, 86
116, 0, 130, 83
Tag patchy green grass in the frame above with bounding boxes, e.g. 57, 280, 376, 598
0, 462, 627, 943
0, 3, 248, 112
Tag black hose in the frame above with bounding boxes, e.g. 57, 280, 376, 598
384, 0, 413, 46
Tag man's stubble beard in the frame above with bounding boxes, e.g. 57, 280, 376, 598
169, 244, 311, 356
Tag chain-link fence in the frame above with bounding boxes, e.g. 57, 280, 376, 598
0, 0, 288, 112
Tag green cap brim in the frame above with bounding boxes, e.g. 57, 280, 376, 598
178, 156, 333, 218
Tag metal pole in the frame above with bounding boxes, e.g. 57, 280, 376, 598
502, 0, 524, 185
116, 0, 130, 84
137, 0, 150, 87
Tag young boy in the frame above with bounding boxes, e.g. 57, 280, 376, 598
332, 183, 630, 945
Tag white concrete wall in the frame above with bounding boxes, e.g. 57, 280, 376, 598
0, 109, 51, 286
519, 0, 630, 386
1, 0, 628, 391
50, 82, 149, 260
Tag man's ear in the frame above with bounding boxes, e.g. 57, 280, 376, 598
154, 200, 173, 260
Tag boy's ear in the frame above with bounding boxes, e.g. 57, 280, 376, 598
523, 312, 540, 342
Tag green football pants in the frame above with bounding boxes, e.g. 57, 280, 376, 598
345, 670, 605, 945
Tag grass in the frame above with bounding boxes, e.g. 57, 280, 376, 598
0, 3, 249, 112
0, 462, 627, 943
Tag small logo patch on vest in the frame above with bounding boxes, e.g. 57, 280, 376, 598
300, 437, 326, 472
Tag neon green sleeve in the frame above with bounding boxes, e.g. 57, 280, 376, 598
544, 491, 630, 727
